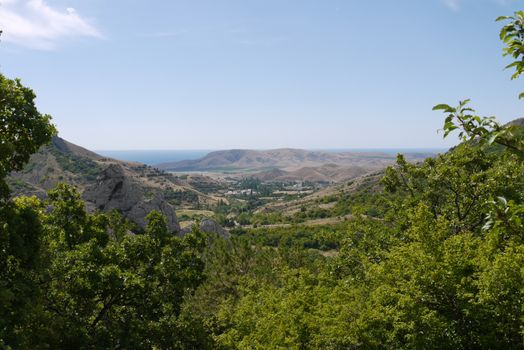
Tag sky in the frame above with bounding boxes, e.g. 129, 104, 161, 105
0, 0, 522, 150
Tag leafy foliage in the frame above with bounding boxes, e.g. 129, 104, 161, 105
434, 100, 524, 157
0, 75, 56, 200
2, 185, 210, 349
0, 74, 210, 349
497, 11, 524, 97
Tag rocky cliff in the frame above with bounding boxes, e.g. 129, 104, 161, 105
83, 163, 179, 231
180, 218, 230, 238
8, 137, 197, 232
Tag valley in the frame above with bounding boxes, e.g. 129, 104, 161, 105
157, 148, 433, 229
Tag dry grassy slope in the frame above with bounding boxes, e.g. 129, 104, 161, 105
250, 163, 376, 183
10, 137, 218, 200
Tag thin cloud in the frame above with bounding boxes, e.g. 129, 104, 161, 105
138, 30, 185, 38
442, 0, 517, 11
0, 0, 102, 50
496, 0, 518, 5
443, 0, 461, 10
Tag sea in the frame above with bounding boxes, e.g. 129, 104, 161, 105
95, 148, 447, 166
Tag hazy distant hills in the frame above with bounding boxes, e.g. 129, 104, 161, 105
157, 148, 436, 175
250, 164, 372, 183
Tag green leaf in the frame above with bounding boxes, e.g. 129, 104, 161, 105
500, 27, 508, 40
496, 15, 511, 22
487, 133, 498, 145
505, 61, 520, 69
433, 104, 452, 111
496, 196, 508, 207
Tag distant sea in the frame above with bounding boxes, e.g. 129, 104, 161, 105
96, 148, 447, 166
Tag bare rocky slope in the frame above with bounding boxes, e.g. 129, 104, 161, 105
7, 137, 221, 232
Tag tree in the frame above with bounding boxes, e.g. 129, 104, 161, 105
0, 75, 56, 200
0, 74, 55, 347
435, 10, 524, 157
0, 73, 211, 348
497, 11, 524, 98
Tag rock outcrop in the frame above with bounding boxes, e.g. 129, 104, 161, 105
83, 164, 179, 232
181, 218, 230, 238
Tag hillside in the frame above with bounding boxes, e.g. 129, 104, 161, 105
8, 137, 223, 232
250, 163, 372, 183
157, 148, 435, 172
255, 171, 384, 217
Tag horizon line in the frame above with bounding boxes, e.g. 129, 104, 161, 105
95, 147, 449, 152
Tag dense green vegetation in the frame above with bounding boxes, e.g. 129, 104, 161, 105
164, 188, 200, 206
0, 76, 210, 348
3, 11, 524, 349
186, 141, 524, 349
232, 223, 343, 250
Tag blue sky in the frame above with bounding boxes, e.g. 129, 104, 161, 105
0, 0, 522, 150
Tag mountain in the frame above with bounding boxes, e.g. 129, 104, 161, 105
7, 137, 221, 232
157, 148, 435, 173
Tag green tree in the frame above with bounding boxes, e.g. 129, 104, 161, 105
0, 74, 55, 347
40, 191, 209, 348
498, 11, 524, 98
0, 75, 56, 200
0, 73, 211, 348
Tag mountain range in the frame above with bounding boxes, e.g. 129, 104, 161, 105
157, 148, 435, 176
